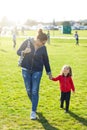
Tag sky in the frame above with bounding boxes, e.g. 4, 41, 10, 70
0, 0, 87, 23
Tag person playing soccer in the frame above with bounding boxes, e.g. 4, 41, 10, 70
50, 65, 75, 113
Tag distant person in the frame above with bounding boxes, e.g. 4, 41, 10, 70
13, 33, 16, 48
50, 65, 75, 113
74, 31, 79, 45
17, 32, 52, 120
47, 30, 50, 44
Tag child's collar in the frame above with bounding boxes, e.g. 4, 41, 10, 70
63, 74, 69, 77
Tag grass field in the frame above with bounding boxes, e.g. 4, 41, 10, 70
21, 30, 87, 37
0, 35, 87, 130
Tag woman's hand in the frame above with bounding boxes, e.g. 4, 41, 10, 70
49, 74, 52, 80
23, 48, 31, 54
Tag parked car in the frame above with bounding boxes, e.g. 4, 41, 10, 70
84, 26, 87, 30
79, 26, 85, 30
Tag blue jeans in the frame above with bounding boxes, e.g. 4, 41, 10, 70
22, 69, 42, 112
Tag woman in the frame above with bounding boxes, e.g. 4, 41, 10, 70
17, 33, 52, 120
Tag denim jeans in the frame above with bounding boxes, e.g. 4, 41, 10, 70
22, 69, 42, 112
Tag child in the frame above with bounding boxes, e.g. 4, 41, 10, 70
51, 65, 75, 113
74, 31, 79, 45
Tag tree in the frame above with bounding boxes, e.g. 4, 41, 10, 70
0, 16, 15, 27
25, 19, 38, 26
0, 16, 8, 27
62, 21, 71, 26
53, 19, 56, 26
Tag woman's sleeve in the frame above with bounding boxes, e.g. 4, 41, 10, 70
17, 40, 28, 56
70, 77, 75, 92
43, 46, 51, 75
52, 75, 60, 81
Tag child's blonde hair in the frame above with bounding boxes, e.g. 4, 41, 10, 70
61, 65, 72, 76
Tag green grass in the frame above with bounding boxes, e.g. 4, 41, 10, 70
18, 30, 87, 37
0, 36, 87, 130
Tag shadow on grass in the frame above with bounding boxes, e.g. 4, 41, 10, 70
0, 49, 7, 53
69, 111, 87, 126
37, 112, 58, 130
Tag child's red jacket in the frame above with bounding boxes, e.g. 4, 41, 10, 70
52, 75, 75, 92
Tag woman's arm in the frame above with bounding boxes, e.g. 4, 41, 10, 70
43, 46, 51, 75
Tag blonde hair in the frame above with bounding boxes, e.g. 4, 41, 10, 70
61, 65, 72, 76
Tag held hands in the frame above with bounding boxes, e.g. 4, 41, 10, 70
49, 74, 53, 80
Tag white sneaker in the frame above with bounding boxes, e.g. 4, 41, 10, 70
30, 111, 36, 120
